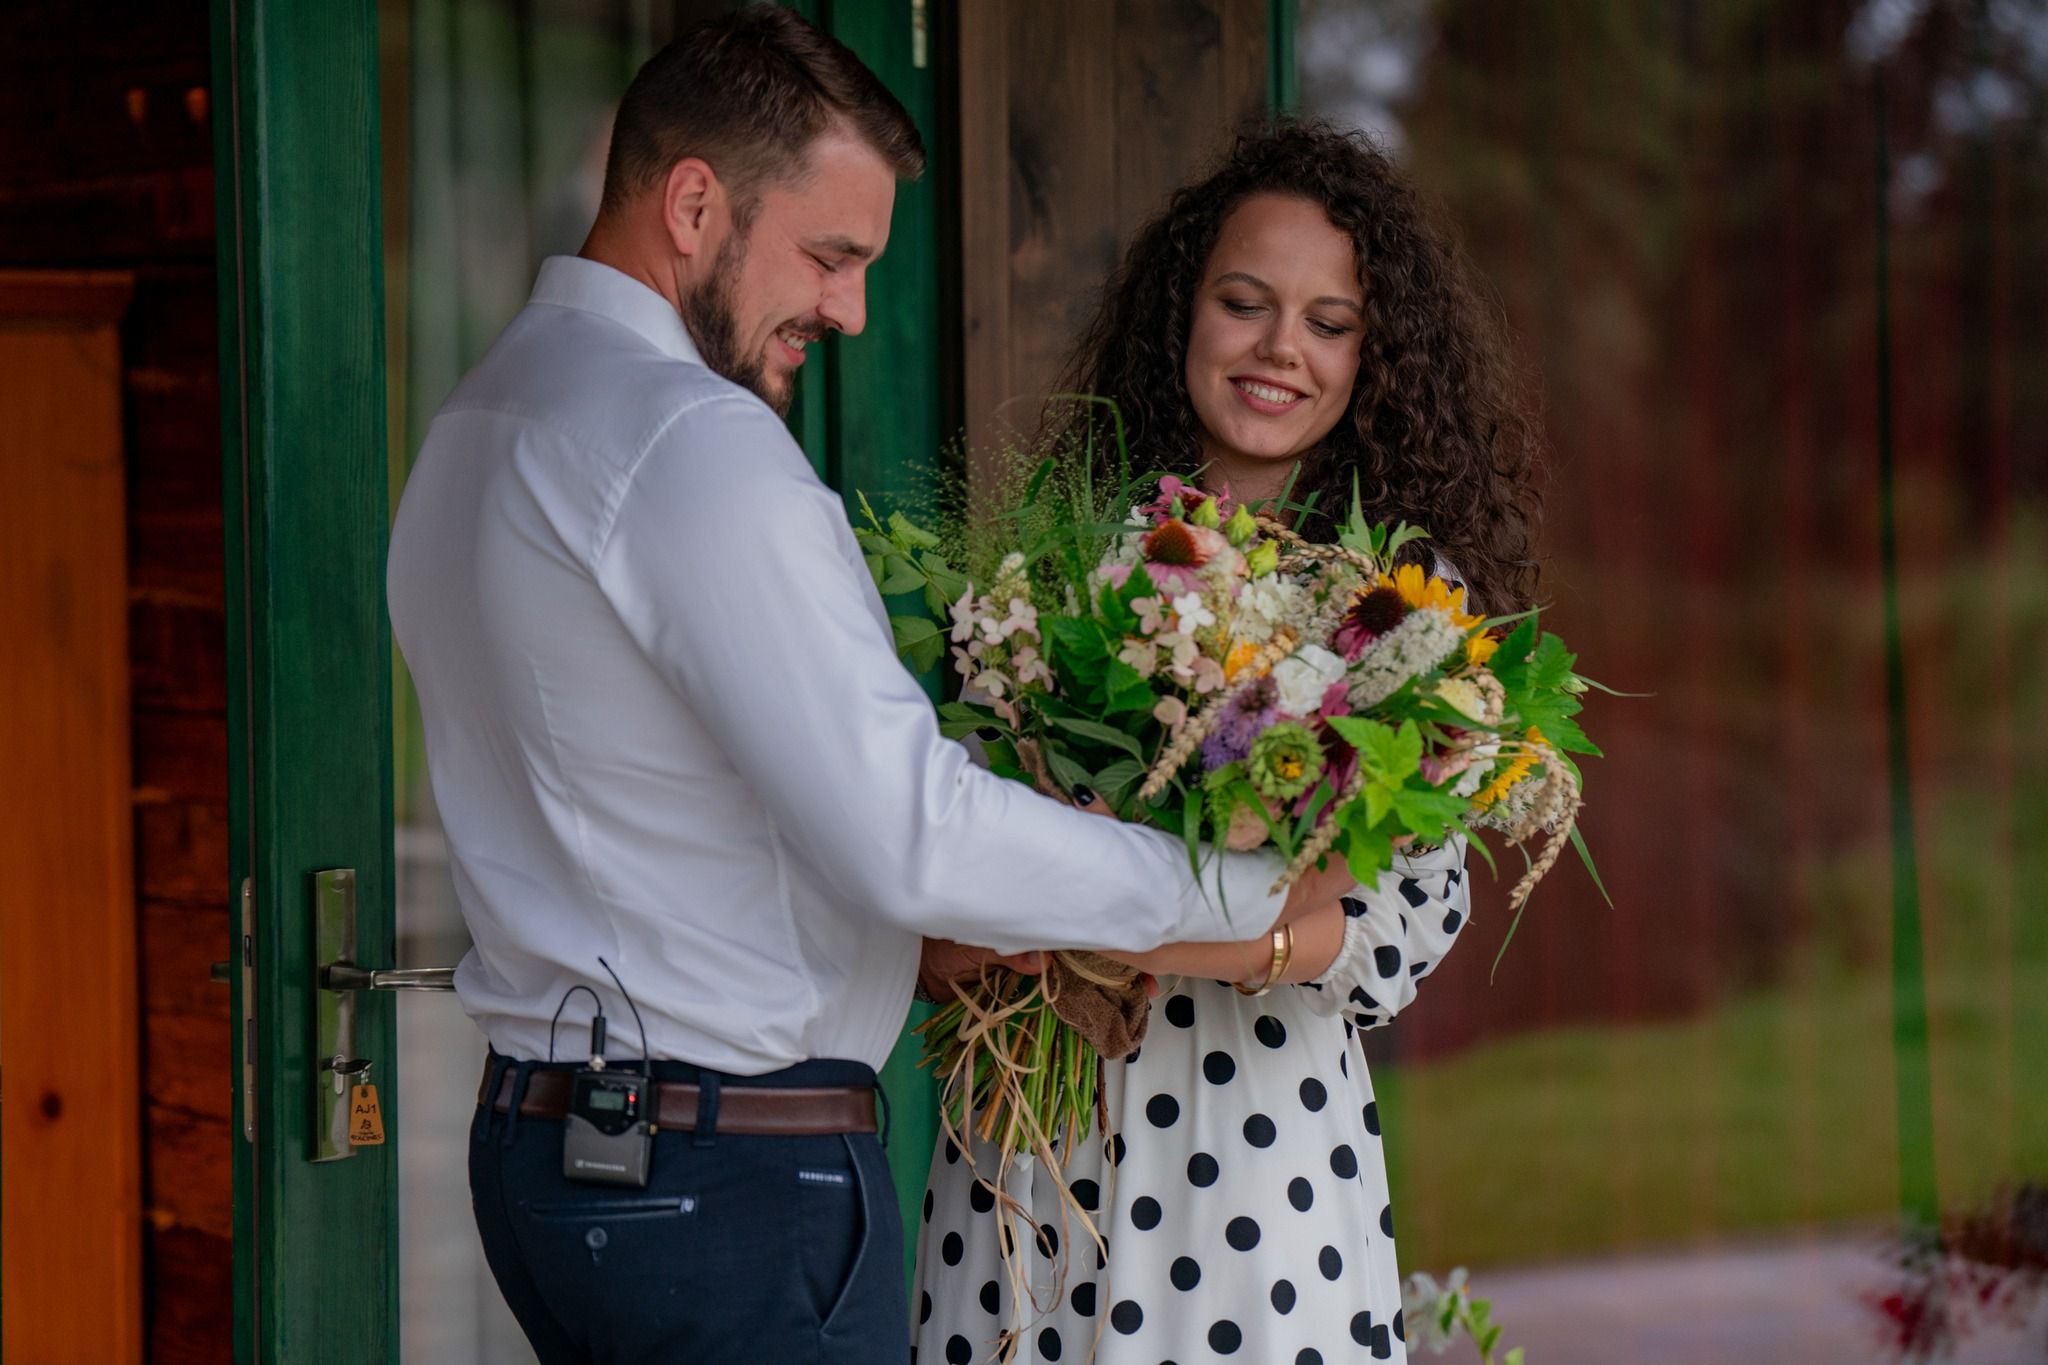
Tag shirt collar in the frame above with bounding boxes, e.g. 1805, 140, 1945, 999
529, 255, 705, 367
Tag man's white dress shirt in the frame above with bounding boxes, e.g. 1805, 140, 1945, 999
387, 256, 1286, 1074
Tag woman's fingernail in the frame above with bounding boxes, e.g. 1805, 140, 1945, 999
1071, 785, 1096, 806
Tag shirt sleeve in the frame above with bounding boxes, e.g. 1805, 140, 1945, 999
1293, 837, 1470, 1030
592, 393, 1287, 955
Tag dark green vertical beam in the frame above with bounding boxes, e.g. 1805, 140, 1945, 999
1268, 0, 1298, 113
820, 0, 949, 1287
1871, 74, 1940, 1235
779, 0, 835, 477
213, 1, 398, 1360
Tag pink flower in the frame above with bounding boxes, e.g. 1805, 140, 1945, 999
1139, 475, 1233, 526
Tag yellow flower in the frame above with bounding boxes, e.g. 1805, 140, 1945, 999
1222, 641, 1262, 682
1473, 728, 1546, 808
1382, 563, 1483, 630
1465, 632, 1500, 666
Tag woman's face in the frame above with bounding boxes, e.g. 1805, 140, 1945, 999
1184, 193, 1365, 497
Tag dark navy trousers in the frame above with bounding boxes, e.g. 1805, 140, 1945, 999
469, 1054, 908, 1364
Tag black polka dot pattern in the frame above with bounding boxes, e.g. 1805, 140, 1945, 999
909, 841, 1471, 1362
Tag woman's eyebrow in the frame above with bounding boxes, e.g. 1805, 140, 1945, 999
1212, 270, 1362, 314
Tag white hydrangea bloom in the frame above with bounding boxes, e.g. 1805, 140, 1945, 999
1232, 576, 1307, 645
1270, 643, 1347, 716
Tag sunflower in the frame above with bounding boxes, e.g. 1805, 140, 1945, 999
1384, 563, 1482, 629
1473, 727, 1546, 807
1383, 563, 1497, 665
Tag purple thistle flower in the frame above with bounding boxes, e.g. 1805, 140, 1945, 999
1200, 677, 1278, 770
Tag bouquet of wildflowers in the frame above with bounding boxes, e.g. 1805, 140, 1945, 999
860, 421, 1601, 1301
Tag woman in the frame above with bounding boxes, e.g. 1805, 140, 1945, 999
912, 119, 1542, 1365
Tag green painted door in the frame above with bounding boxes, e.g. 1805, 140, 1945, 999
216, 2, 959, 1356
213, 3, 399, 1361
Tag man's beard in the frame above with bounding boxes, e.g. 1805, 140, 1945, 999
680, 229, 793, 416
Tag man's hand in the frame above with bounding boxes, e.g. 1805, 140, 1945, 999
918, 938, 1045, 1002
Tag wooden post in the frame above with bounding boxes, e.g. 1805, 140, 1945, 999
0, 269, 141, 1365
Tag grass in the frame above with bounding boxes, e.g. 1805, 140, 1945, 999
1377, 948, 2048, 1272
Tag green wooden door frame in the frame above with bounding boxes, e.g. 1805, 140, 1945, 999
214, 1, 398, 1360
781, 0, 955, 1285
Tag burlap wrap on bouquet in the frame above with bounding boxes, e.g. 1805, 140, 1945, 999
1043, 950, 1149, 1060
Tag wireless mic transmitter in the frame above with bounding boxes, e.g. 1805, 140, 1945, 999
564, 1060, 655, 1188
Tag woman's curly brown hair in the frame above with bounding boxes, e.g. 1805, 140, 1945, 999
1055, 118, 1544, 610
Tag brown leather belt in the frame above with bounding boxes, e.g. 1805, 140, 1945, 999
480, 1064, 876, 1136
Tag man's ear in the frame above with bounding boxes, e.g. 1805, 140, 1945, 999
661, 157, 721, 261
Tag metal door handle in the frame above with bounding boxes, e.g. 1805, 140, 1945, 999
322, 964, 457, 992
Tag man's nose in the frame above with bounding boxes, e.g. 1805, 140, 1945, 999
821, 272, 867, 338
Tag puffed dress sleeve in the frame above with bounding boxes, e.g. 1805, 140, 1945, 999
1293, 837, 1470, 1030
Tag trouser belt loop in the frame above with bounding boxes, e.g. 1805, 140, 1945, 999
692, 1071, 721, 1148
501, 1060, 536, 1149
874, 1081, 892, 1149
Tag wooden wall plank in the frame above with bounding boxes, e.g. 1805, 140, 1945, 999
957, 0, 1012, 470
1005, 0, 1121, 437
957, 0, 1269, 474
0, 272, 144, 1365
1113, 0, 1224, 247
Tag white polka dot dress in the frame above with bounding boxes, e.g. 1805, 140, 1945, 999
911, 840, 1471, 1365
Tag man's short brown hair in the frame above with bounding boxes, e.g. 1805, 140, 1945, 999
601, 6, 925, 221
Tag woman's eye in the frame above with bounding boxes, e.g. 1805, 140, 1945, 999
1222, 300, 1263, 317
1309, 318, 1353, 338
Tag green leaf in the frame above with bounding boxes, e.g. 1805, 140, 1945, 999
1392, 785, 1468, 837
1488, 613, 1541, 692
1570, 825, 1614, 907
906, 634, 946, 674
1363, 782, 1394, 828
887, 510, 940, 549
889, 615, 942, 655
1530, 711, 1600, 756
877, 555, 926, 596
1181, 787, 1205, 879
924, 561, 970, 599
1522, 632, 1577, 694
1050, 715, 1144, 758
1044, 745, 1092, 795
1094, 758, 1145, 805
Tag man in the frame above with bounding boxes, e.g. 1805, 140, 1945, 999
388, 10, 1348, 1362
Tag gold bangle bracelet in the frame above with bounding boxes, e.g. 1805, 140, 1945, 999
1233, 924, 1293, 997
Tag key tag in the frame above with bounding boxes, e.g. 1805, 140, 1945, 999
348, 1063, 386, 1147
